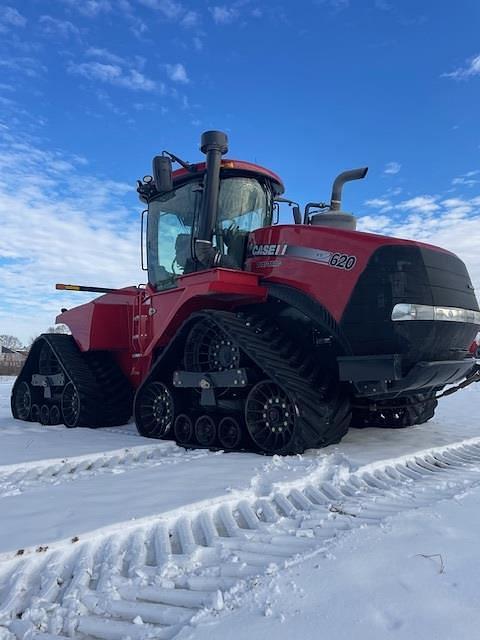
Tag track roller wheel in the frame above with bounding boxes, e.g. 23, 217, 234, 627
49, 405, 62, 425
194, 415, 217, 447
136, 381, 175, 438
218, 416, 243, 450
12, 381, 32, 421
30, 404, 41, 423
174, 413, 194, 445
245, 380, 296, 454
40, 404, 50, 425
61, 381, 81, 428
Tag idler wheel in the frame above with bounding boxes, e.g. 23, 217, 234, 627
61, 381, 81, 428
245, 380, 297, 454
137, 381, 175, 438
12, 381, 32, 421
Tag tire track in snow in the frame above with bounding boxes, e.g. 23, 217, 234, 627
1, 438, 480, 639
0, 444, 216, 498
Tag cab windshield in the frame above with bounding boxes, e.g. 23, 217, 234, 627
147, 176, 272, 290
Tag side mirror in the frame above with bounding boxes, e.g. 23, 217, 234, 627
274, 197, 302, 225
153, 155, 173, 193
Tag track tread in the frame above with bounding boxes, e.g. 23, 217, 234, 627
204, 310, 351, 453
2, 439, 480, 638
11, 334, 132, 428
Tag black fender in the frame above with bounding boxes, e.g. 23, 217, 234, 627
263, 282, 353, 356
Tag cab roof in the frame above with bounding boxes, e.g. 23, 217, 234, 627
172, 159, 285, 195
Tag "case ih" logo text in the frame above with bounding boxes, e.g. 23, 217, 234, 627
249, 243, 288, 256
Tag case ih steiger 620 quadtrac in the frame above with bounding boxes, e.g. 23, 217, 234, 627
11, 131, 480, 455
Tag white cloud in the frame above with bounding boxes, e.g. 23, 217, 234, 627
441, 198, 473, 217
128, 15, 148, 37
39, 15, 80, 38
193, 36, 203, 51
61, 0, 112, 17
364, 197, 393, 212
0, 6, 26, 32
209, 5, 238, 24
0, 56, 47, 78
396, 195, 440, 213
86, 47, 125, 65
358, 190, 480, 293
365, 198, 390, 207
384, 161, 401, 175
68, 61, 157, 91
181, 10, 199, 27
443, 53, 480, 80
389, 187, 403, 196
138, 0, 183, 19
314, 0, 350, 10
356, 215, 391, 233
452, 170, 480, 187
0, 134, 143, 343
165, 63, 189, 83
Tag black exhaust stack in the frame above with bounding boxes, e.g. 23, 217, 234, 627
198, 131, 228, 241
195, 131, 233, 268
330, 167, 368, 211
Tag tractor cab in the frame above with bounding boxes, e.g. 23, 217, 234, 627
137, 132, 283, 291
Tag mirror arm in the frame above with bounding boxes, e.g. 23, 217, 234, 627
162, 150, 197, 173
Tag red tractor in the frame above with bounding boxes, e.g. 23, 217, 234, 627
11, 131, 480, 454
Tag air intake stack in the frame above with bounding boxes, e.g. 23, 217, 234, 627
310, 167, 368, 231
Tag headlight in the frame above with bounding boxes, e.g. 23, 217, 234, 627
391, 303, 480, 324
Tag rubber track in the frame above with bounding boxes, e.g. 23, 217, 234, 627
13, 335, 132, 428
351, 392, 438, 429
202, 310, 350, 453
83, 350, 133, 427
2, 438, 480, 639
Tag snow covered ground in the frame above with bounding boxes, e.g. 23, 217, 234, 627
1, 375, 480, 639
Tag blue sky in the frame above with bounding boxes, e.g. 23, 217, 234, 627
1, 0, 480, 342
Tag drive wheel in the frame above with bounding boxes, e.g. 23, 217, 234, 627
12, 381, 32, 421
61, 382, 81, 428
137, 381, 175, 438
184, 319, 241, 372
174, 414, 193, 445
194, 415, 217, 447
218, 416, 243, 450
245, 380, 296, 454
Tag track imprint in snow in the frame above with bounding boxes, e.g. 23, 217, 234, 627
0, 444, 215, 498
2, 437, 480, 639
